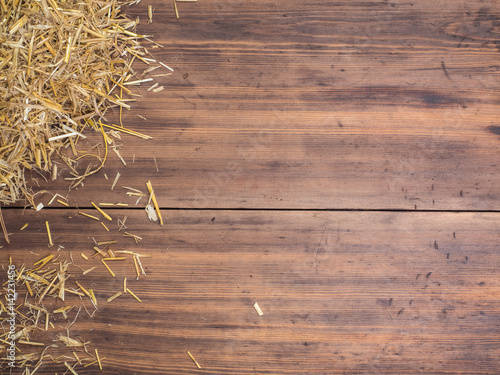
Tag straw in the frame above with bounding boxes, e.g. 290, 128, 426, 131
0, 0, 158, 205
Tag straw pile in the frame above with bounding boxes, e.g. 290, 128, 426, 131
0, 0, 153, 205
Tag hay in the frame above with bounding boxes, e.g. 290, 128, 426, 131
0, 0, 155, 205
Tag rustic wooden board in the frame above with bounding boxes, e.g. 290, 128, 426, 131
3, 1, 500, 374
23, 0, 500, 210
1, 209, 499, 374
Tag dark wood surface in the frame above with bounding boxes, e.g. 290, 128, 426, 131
28, 0, 500, 210
3, 209, 500, 374
2, 0, 500, 374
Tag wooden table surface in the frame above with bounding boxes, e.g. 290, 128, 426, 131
2, 0, 500, 374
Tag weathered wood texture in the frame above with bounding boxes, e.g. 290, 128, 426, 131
2, 0, 500, 374
23, 0, 500, 210
1, 209, 500, 374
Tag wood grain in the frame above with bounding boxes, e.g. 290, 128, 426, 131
3, 1, 500, 374
1, 209, 499, 374
22, 0, 500, 210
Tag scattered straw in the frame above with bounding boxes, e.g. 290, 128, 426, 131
0, 0, 161, 204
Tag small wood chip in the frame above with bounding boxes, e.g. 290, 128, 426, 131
254, 302, 264, 316
148, 5, 153, 23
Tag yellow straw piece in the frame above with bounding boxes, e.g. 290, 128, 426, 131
65, 361, 79, 375
20, 223, 28, 230
101, 123, 152, 139
89, 288, 97, 305
107, 291, 122, 303
187, 351, 201, 369
18, 340, 45, 346
57, 199, 69, 206
101, 221, 110, 231
75, 281, 91, 299
93, 246, 107, 257
91, 201, 112, 221
126, 288, 142, 302
25, 280, 33, 297
133, 255, 140, 279
97, 240, 117, 246
79, 211, 100, 221
83, 357, 107, 367
54, 306, 73, 313
101, 259, 115, 277
174, 0, 180, 19
95, 349, 103, 370
45, 221, 53, 246
33, 254, 54, 266
82, 266, 96, 275
146, 180, 163, 226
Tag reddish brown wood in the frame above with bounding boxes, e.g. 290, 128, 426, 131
21, 0, 500, 210
3, 0, 500, 374
1, 209, 500, 374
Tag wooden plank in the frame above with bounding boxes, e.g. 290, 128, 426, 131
20, 0, 500, 210
1, 209, 499, 373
